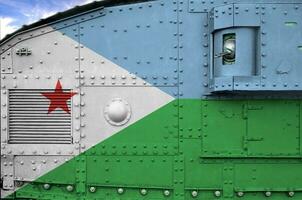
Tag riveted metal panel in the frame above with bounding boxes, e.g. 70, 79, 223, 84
184, 139, 223, 189
1, 25, 81, 156
246, 100, 300, 157
78, 44, 149, 87
0, 6, 105, 54
209, 4, 234, 31
1, 155, 14, 191
77, 1, 178, 87
0, 49, 13, 74
0, 25, 55, 55
179, 9, 209, 98
208, 3, 302, 93
210, 76, 234, 91
188, 0, 234, 13
2, 0, 302, 199
233, 76, 261, 90
14, 156, 72, 182
188, 0, 302, 13
86, 156, 173, 187
11, 27, 79, 79
201, 100, 247, 157
233, 4, 261, 26
79, 86, 175, 154
179, 100, 202, 139
234, 163, 302, 191
201, 100, 302, 158
260, 4, 302, 90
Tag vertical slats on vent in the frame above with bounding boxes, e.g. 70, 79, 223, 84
8, 89, 72, 144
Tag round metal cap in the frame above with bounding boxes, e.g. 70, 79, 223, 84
104, 98, 131, 126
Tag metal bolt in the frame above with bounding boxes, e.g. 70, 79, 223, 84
214, 190, 221, 197
43, 184, 51, 190
288, 191, 294, 197
140, 189, 147, 195
191, 190, 198, 197
265, 191, 271, 197
237, 191, 244, 197
117, 188, 124, 194
89, 186, 96, 193
163, 190, 170, 196
66, 185, 74, 192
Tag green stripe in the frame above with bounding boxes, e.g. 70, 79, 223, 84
6, 99, 302, 199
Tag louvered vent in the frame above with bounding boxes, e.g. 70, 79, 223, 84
8, 89, 72, 144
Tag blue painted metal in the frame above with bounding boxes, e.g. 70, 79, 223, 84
52, 1, 302, 97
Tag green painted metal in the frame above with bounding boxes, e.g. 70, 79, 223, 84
202, 100, 301, 158
5, 99, 302, 199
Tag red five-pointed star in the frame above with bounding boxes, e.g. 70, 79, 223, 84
41, 80, 77, 114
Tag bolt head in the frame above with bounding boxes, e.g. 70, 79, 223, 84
117, 188, 124, 194
89, 186, 96, 193
163, 190, 170, 196
288, 191, 294, 197
140, 189, 147, 195
191, 190, 198, 197
265, 191, 271, 197
43, 184, 51, 190
237, 191, 244, 197
66, 185, 74, 192
214, 190, 221, 197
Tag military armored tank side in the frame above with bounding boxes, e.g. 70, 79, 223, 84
1, 0, 302, 199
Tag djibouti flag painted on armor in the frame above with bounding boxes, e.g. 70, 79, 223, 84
1, 0, 302, 199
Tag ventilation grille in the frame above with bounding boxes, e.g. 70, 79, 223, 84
8, 89, 72, 144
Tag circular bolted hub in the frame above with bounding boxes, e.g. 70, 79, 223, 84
66, 185, 74, 192
163, 190, 170, 196
265, 191, 271, 197
89, 186, 96, 193
237, 191, 244, 197
43, 183, 50, 190
104, 98, 131, 126
117, 188, 124, 194
140, 189, 147, 195
191, 190, 198, 197
288, 191, 295, 197
214, 190, 221, 197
